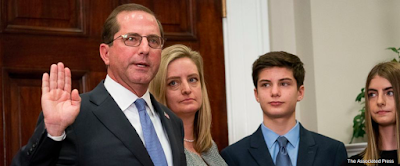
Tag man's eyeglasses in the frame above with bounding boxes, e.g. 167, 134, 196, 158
107, 33, 165, 49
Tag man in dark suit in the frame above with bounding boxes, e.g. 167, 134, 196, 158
221, 51, 347, 166
12, 3, 186, 166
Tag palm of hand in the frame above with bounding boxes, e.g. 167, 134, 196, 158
41, 63, 81, 136
42, 88, 80, 131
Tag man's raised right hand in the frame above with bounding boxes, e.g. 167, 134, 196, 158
41, 62, 81, 136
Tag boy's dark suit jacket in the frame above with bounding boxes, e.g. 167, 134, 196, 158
11, 82, 186, 166
221, 123, 347, 166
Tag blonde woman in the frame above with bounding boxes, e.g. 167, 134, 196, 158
342, 62, 400, 166
149, 44, 227, 166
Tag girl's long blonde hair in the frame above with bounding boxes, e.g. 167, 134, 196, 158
363, 62, 400, 166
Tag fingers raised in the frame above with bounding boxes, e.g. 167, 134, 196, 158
64, 67, 72, 93
42, 73, 50, 95
49, 64, 58, 91
57, 62, 65, 90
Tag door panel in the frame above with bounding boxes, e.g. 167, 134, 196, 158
5, 0, 86, 35
0, 0, 227, 165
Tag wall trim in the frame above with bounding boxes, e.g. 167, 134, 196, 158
223, 0, 270, 144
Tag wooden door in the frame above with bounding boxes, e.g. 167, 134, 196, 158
0, 0, 227, 165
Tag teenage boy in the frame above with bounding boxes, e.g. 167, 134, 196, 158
221, 51, 347, 166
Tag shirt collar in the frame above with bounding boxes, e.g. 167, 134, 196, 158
261, 121, 300, 149
104, 75, 155, 115
283, 121, 300, 148
261, 124, 280, 149
141, 89, 155, 116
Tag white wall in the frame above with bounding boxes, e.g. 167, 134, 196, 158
224, 0, 400, 144
308, 0, 400, 143
223, 0, 270, 143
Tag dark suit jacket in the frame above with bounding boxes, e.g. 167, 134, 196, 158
221, 123, 347, 166
12, 82, 186, 166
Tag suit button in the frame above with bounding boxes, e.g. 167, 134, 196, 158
27, 151, 30, 156
32, 143, 36, 148
29, 147, 33, 152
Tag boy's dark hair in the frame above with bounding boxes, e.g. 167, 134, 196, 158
252, 51, 305, 89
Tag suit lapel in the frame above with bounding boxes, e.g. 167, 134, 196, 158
296, 124, 317, 166
151, 95, 182, 166
248, 127, 275, 166
90, 82, 154, 166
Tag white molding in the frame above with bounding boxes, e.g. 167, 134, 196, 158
223, 0, 270, 144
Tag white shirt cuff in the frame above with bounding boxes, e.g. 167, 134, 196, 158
47, 131, 66, 141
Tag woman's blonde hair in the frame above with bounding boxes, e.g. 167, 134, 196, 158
363, 62, 400, 166
149, 44, 213, 153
